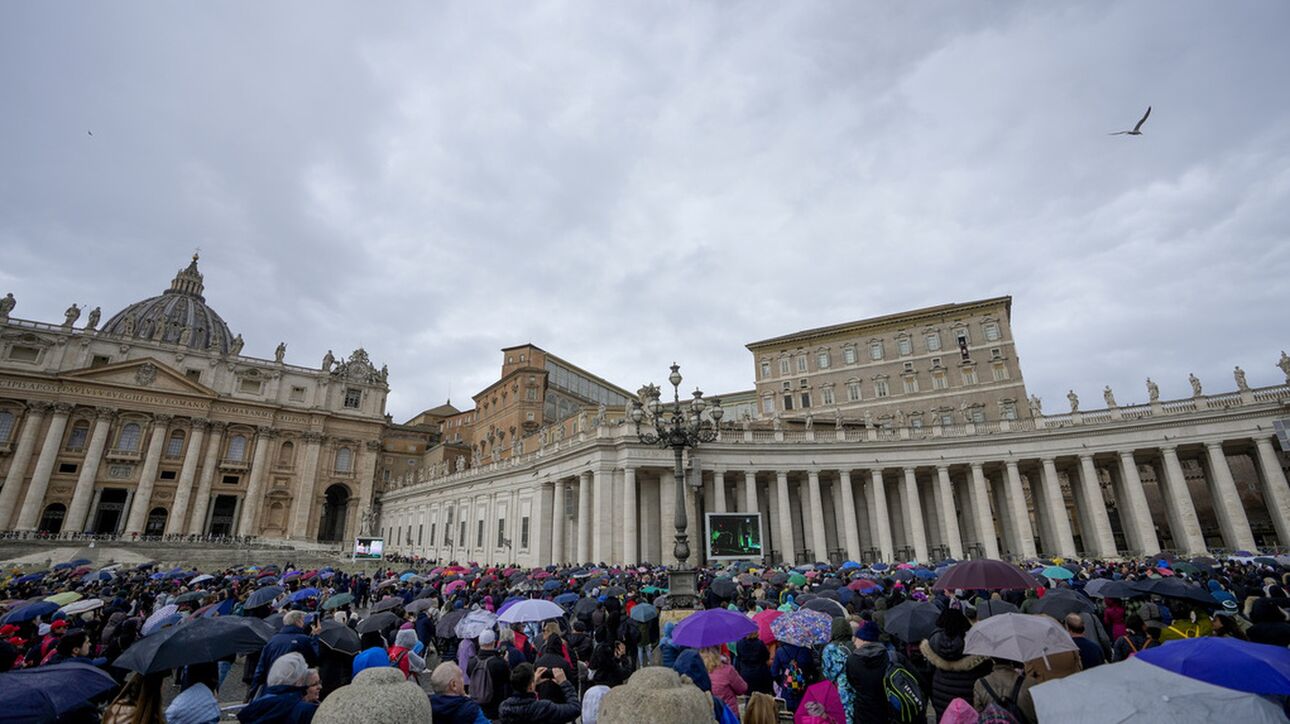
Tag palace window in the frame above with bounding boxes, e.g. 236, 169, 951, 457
932, 372, 948, 390
239, 378, 262, 394
335, 447, 354, 473
984, 322, 1001, 341
760, 361, 771, 378
226, 434, 247, 461
869, 342, 884, 361
278, 441, 295, 466
962, 367, 978, 386
762, 397, 775, 414
843, 346, 857, 365
925, 333, 941, 352
521, 517, 530, 548
0, 411, 14, 443
164, 430, 185, 458
497, 518, 506, 548
902, 376, 919, 394
91, 355, 112, 368
799, 378, 808, 389
289, 386, 306, 402
992, 363, 1009, 382
897, 337, 913, 356
846, 381, 861, 402
816, 351, 830, 369
796, 355, 808, 373
799, 392, 812, 409
971, 407, 986, 424
779, 358, 791, 375
117, 423, 143, 452
7, 346, 39, 363
940, 413, 955, 427
874, 379, 890, 398
1001, 400, 1018, 420
343, 388, 362, 409
185, 369, 202, 383
821, 387, 835, 405
66, 421, 90, 451
911, 415, 924, 430
782, 394, 794, 411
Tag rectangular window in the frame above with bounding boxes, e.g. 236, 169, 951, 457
799, 392, 811, 408
459, 521, 467, 547
993, 363, 1009, 382
816, 351, 830, 369
984, 322, 1001, 341
343, 388, 362, 408
782, 381, 791, 392
799, 378, 808, 389
925, 334, 941, 352
476, 520, 485, 548
897, 337, 912, 356
185, 369, 202, 383
521, 517, 531, 548
931, 356, 943, 368
66, 425, 89, 451
932, 372, 948, 390
874, 380, 889, 398
971, 407, 986, 424
222, 474, 240, 485
239, 378, 262, 394
526, 387, 538, 401
91, 354, 112, 368
782, 395, 794, 411
430, 523, 436, 545
7, 346, 39, 363
760, 361, 771, 378
796, 356, 808, 373
846, 382, 861, 402
843, 347, 857, 365
911, 416, 923, 430
903, 361, 914, 372
779, 359, 791, 375
418, 524, 424, 546
1001, 401, 1018, 420
869, 342, 883, 360
289, 386, 306, 402
762, 397, 775, 414
990, 347, 1003, 360
821, 387, 835, 405
941, 413, 955, 427
902, 377, 918, 394
58, 462, 78, 474
159, 469, 176, 480
497, 518, 505, 548
962, 368, 978, 385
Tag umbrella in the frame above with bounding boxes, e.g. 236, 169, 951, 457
0, 662, 119, 721
1031, 589, 1095, 620
318, 620, 361, 655
673, 609, 758, 648
142, 604, 180, 635
443, 580, 467, 595
870, 563, 889, 571
933, 559, 1039, 591
1130, 579, 1218, 608
245, 586, 283, 610
405, 598, 436, 615
436, 609, 468, 638
554, 592, 580, 607
14, 572, 47, 584
964, 613, 1078, 664
1031, 657, 1286, 723
60, 598, 104, 616
498, 599, 565, 624
370, 596, 404, 614
883, 601, 941, 643
629, 603, 659, 622
1136, 637, 1290, 695
770, 609, 833, 647
541, 580, 562, 593
603, 585, 627, 597
45, 592, 82, 607
1, 600, 59, 624
1170, 562, 1201, 576
787, 572, 808, 587
376, 578, 400, 590
113, 617, 275, 674
752, 609, 783, 645
798, 679, 846, 724
357, 611, 399, 634
975, 599, 1020, 619
573, 598, 600, 616
768, 572, 789, 585
1041, 566, 1074, 581
802, 598, 847, 618
321, 593, 354, 610
848, 579, 883, 594
173, 591, 206, 605
288, 587, 320, 603
1083, 579, 1137, 600
190, 574, 215, 585
455, 609, 498, 639
709, 578, 737, 599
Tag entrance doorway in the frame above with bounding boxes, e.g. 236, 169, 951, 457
92, 489, 128, 534
318, 485, 350, 542
210, 495, 238, 537
145, 508, 168, 536
39, 503, 66, 534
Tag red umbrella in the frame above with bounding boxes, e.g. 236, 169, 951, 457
848, 579, 882, 593
797, 680, 845, 724
932, 559, 1039, 591
752, 609, 783, 645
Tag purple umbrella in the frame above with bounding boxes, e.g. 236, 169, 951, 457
1137, 638, 1290, 695
672, 609, 757, 648
932, 559, 1039, 591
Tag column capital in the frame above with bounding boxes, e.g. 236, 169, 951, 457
969, 461, 985, 471
93, 407, 118, 421
1204, 440, 1225, 451
301, 431, 325, 444
208, 420, 228, 433
807, 468, 821, 478
1077, 452, 1095, 463
51, 402, 75, 415
365, 439, 384, 452
935, 464, 950, 474
1005, 459, 1021, 470
28, 400, 53, 414
255, 426, 279, 439
1039, 456, 1057, 465
190, 417, 211, 431
153, 413, 174, 425
1159, 444, 1179, 455
1117, 449, 1137, 460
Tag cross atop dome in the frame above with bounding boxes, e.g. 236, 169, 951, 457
169, 252, 205, 300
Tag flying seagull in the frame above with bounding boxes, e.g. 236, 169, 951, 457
1109, 106, 1151, 136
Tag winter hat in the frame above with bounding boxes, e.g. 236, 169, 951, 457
478, 629, 497, 646
856, 620, 881, 642
314, 666, 431, 724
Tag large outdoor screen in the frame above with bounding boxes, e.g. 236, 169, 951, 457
705, 513, 764, 560
353, 537, 384, 560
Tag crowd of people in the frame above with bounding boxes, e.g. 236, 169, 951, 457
2, 550, 1289, 723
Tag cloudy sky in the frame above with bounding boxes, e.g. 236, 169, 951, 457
2, 2, 1288, 421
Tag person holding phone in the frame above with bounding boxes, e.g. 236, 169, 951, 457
498, 663, 582, 724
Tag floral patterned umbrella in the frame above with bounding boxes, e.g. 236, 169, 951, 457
770, 608, 833, 647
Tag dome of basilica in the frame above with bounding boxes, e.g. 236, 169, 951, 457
100, 254, 236, 355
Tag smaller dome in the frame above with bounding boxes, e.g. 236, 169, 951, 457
100, 254, 235, 354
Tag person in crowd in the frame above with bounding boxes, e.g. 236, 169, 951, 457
735, 628, 774, 695
658, 621, 681, 667
1102, 597, 1127, 640
467, 629, 512, 720
772, 634, 819, 713
165, 662, 221, 724
238, 653, 319, 724
847, 620, 898, 724
1016, 643, 1082, 723
821, 617, 856, 724
567, 619, 594, 662
428, 661, 490, 724
1246, 597, 1290, 646
700, 645, 747, 714
1111, 614, 1149, 661
498, 663, 582, 724
44, 629, 95, 666
920, 607, 991, 721
1065, 613, 1105, 669
352, 630, 391, 677
673, 648, 738, 722
388, 627, 425, 680
253, 610, 320, 697
1211, 609, 1248, 640
497, 627, 526, 668
743, 691, 780, 724
973, 658, 1024, 717
588, 627, 632, 687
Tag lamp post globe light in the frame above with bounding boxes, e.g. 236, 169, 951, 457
630, 362, 723, 608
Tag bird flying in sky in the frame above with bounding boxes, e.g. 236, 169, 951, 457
1109, 106, 1151, 135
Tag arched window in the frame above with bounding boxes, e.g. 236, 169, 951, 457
164, 429, 185, 458
227, 435, 248, 461
117, 423, 142, 452
335, 447, 353, 473
65, 420, 90, 451
0, 411, 14, 443
277, 441, 295, 466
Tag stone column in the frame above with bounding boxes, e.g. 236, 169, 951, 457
348, 440, 382, 541
659, 470, 676, 565
1076, 455, 1117, 557
1254, 437, 1290, 546
1004, 460, 1037, 558
935, 466, 964, 558
288, 432, 325, 539
1039, 458, 1078, 558
0, 403, 49, 530
744, 471, 758, 512
14, 403, 74, 531
577, 470, 592, 563
713, 469, 727, 513
120, 414, 172, 535
900, 468, 929, 561
65, 408, 115, 533
623, 467, 638, 564
1116, 451, 1160, 555
775, 470, 796, 564
552, 478, 566, 564
187, 422, 226, 535
593, 467, 611, 563
969, 463, 1000, 559
868, 470, 894, 560
1158, 447, 1206, 553
235, 427, 275, 535
1203, 442, 1257, 551
806, 469, 829, 563
837, 470, 861, 562
163, 419, 207, 536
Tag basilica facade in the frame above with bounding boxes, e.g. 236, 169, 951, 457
0, 256, 429, 543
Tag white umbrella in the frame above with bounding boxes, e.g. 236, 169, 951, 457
189, 574, 215, 585
1032, 658, 1286, 723
498, 599, 565, 624
454, 609, 498, 639
142, 604, 178, 635
60, 598, 104, 615
963, 613, 1077, 666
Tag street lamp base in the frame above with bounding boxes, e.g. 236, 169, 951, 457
665, 567, 699, 609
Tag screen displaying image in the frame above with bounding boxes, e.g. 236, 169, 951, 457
706, 513, 763, 560
353, 537, 384, 559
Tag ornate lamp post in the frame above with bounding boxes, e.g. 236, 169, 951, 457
630, 363, 723, 608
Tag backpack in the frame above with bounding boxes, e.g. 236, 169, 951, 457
1117, 635, 1140, 659
781, 657, 807, 695
980, 677, 1027, 724
468, 657, 495, 705
883, 649, 926, 724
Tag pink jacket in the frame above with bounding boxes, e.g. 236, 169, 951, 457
709, 663, 748, 713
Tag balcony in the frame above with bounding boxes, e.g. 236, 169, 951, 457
104, 448, 142, 463
219, 457, 250, 472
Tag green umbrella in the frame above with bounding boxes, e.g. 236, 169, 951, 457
1171, 562, 1201, 576
321, 592, 354, 610
1041, 566, 1074, 581
788, 572, 808, 587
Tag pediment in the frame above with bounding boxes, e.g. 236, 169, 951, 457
63, 357, 216, 396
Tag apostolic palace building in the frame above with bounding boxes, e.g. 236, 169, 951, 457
3, 258, 1290, 569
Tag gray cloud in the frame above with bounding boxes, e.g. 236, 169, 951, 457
2, 2, 1287, 419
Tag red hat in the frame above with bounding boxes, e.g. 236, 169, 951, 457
50, 620, 69, 631
0, 624, 18, 636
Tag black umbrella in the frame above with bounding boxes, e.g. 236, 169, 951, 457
1032, 589, 1096, 620
405, 599, 436, 615
1130, 578, 1218, 607
883, 600, 940, 643
318, 620, 361, 655
573, 598, 599, 616
357, 611, 399, 634
113, 617, 274, 674
603, 585, 627, 597
817, 578, 843, 590
815, 589, 841, 602
975, 599, 1020, 619
265, 613, 285, 631
710, 579, 737, 599
245, 586, 283, 609
173, 591, 205, 605
436, 609, 468, 638
769, 572, 789, 586
803, 598, 847, 618
0, 662, 119, 721
796, 593, 818, 604
370, 596, 404, 614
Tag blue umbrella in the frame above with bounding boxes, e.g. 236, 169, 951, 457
202, 599, 235, 618
913, 569, 937, 580
1137, 638, 1290, 695
149, 572, 167, 581
835, 588, 854, 605
68, 559, 91, 566
0, 662, 118, 721
52, 562, 73, 571
554, 592, 579, 607
840, 561, 862, 571
542, 580, 562, 592
14, 571, 47, 584
288, 587, 320, 603
245, 586, 284, 609
870, 563, 889, 572
2, 600, 60, 624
